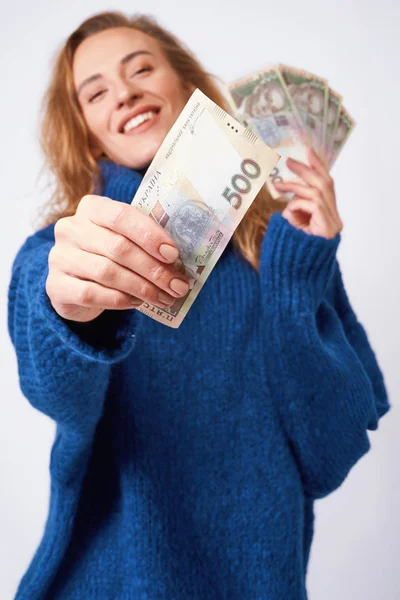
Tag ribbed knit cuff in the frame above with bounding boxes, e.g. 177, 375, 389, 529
260, 211, 341, 319
37, 265, 143, 364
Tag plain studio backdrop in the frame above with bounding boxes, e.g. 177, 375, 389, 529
1, 1, 399, 598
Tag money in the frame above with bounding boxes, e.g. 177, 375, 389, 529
225, 66, 309, 200
329, 106, 356, 168
321, 87, 342, 168
131, 88, 279, 328
225, 64, 355, 199
279, 65, 328, 157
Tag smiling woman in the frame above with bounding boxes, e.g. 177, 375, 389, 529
37, 10, 284, 272
8, 9, 390, 600
72, 28, 193, 171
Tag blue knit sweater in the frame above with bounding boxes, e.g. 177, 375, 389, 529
8, 160, 390, 600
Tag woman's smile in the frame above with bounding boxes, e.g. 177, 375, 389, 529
122, 108, 161, 136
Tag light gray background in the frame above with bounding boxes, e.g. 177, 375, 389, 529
1, 1, 399, 598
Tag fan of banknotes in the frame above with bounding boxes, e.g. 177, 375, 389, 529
224, 64, 355, 199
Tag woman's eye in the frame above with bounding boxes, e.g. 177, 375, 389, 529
89, 91, 105, 103
131, 67, 152, 77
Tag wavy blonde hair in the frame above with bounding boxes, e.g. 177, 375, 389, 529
36, 10, 287, 272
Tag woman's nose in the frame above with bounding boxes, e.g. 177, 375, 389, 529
115, 78, 142, 107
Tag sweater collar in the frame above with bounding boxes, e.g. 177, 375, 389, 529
96, 159, 146, 205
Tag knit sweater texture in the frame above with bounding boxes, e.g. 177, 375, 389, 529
8, 160, 390, 600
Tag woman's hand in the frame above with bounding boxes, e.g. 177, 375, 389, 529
46, 195, 190, 323
274, 147, 344, 240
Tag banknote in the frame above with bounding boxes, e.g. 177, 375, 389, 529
225, 66, 310, 200
130, 88, 279, 328
329, 105, 356, 168
321, 87, 342, 168
279, 64, 329, 157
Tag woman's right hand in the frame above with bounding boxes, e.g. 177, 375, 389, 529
46, 195, 190, 323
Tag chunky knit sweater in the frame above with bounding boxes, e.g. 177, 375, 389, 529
8, 160, 390, 600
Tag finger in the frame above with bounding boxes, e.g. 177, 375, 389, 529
282, 200, 312, 229
307, 146, 330, 178
307, 147, 336, 200
61, 220, 190, 299
285, 158, 336, 219
50, 246, 182, 309
274, 181, 323, 203
286, 157, 324, 190
286, 197, 330, 220
76, 195, 180, 264
46, 272, 145, 312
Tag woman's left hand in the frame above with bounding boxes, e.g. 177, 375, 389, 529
274, 147, 344, 240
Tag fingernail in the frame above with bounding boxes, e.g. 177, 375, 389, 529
157, 291, 174, 306
131, 297, 143, 306
174, 257, 184, 270
159, 244, 179, 262
170, 278, 189, 296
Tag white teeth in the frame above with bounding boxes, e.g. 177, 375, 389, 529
123, 110, 157, 133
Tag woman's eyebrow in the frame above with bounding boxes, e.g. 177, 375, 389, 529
77, 50, 154, 96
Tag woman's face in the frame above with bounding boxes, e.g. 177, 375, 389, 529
73, 27, 195, 170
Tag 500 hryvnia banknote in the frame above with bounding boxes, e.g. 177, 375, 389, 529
130, 88, 279, 328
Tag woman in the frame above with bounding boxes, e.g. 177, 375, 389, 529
8, 10, 390, 600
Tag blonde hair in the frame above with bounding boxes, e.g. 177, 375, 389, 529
36, 10, 287, 272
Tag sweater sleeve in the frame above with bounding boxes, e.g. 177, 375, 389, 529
324, 259, 390, 425
7, 225, 144, 484
259, 212, 391, 500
